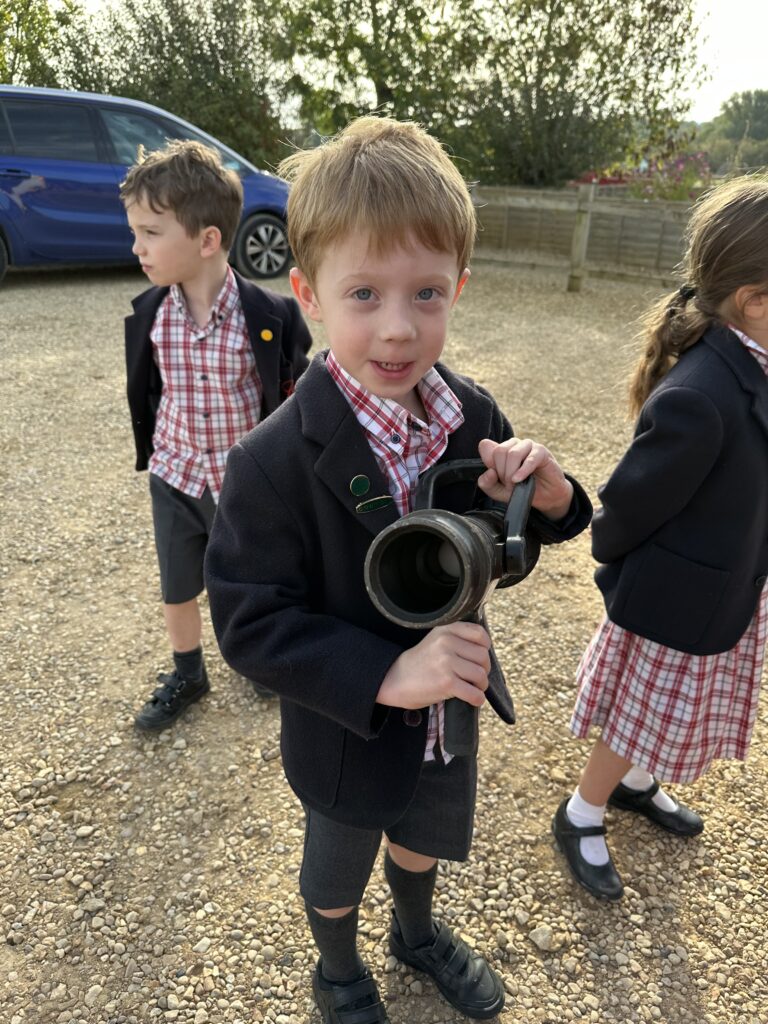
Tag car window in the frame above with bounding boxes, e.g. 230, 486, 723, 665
99, 108, 173, 165
3, 100, 100, 161
157, 118, 248, 176
100, 107, 248, 176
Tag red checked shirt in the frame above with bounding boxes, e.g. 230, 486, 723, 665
149, 267, 262, 502
570, 327, 768, 783
326, 350, 465, 763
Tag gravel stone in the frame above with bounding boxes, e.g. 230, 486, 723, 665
2, 264, 767, 1024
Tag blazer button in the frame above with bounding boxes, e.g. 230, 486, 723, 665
403, 709, 422, 727
755, 575, 767, 588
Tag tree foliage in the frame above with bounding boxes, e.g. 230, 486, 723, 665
55, 0, 289, 169
285, 0, 699, 186
694, 91, 768, 172
281, 0, 485, 140
0, 0, 83, 86
473, 0, 700, 185
4, 0, 702, 186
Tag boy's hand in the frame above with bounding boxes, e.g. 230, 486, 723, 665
477, 437, 573, 520
376, 622, 491, 710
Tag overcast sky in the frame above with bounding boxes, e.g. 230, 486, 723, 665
688, 0, 768, 121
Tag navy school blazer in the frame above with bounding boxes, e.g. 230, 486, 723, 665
124, 270, 312, 471
205, 353, 592, 829
593, 324, 768, 654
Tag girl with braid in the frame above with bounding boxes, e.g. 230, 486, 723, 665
553, 176, 768, 900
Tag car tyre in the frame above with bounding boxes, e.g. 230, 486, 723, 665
233, 213, 291, 279
0, 235, 8, 284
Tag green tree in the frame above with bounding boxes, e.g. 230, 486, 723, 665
474, 0, 700, 185
695, 91, 768, 172
62, 0, 289, 168
282, 0, 487, 148
285, 0, 700, 186
0, 0, 83, 86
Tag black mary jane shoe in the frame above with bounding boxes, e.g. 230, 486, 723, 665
608, 782, 704, 836
552, 798, 624, 901
389, 911, 505, 1020
312, 961, 390, 1024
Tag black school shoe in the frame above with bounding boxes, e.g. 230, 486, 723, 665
134, 667, 210, 731
312, 961, 390, 1024
389, 910, 505, 1020
552, 798, 624, 901
608, 782, 704, 836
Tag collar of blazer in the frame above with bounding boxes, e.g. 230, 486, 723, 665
702, 324, 768, 440
292, 352, 488, 537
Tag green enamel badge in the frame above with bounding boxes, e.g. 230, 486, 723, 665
355, 496, 395, 514
349, 474, 371, 497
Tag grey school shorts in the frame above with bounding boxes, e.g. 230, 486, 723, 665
299, 753, 477, 909
149, 473, 216, 604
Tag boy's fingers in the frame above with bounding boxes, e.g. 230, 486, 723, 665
451, 678, 487, 706
442, 622, 491, 647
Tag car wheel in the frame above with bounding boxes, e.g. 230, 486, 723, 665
233, 213, 291, 279
0, 235, 8, 284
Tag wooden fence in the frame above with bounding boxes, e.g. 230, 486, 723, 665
473, 184, 692, 290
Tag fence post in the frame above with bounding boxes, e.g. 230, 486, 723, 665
567, 183, 596, 293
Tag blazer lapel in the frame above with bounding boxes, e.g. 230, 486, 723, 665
236, 275, 283, 414
705, 326, 768, 443
296, 357, 399, 536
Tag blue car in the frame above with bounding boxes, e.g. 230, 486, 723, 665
0, 85, 292, 282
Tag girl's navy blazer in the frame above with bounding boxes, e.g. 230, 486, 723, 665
594, 324, 768, 655
205, 353, 592, 829
124, 270, 312, 471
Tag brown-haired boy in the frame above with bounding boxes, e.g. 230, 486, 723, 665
122, 139, 311, 731
205, 118, 591, 1022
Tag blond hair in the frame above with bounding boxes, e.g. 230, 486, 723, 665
629, 174, 768, 416
278, 117, 476, 284
120, 139, 243, 250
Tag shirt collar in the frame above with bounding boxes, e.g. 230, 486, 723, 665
325, 350, 463, 448
728, 324, 768, 375
169, 266, 239, 331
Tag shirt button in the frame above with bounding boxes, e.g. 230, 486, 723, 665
200, 374, 208, 381
403, 709, 422, 727
391, 433, 401, 443
205, 448, 213, 455
202, 412, 210, 419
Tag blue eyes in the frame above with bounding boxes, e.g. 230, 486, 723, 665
352, 287, 437, 301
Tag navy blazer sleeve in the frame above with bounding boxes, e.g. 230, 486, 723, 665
593, 385, 724, 564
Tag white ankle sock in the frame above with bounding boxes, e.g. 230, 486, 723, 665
621, 767, 677, 813
566, 789, 610, 866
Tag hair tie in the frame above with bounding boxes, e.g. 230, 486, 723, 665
667, 284, 696, 319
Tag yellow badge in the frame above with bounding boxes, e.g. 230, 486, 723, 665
260, 329, 273, 342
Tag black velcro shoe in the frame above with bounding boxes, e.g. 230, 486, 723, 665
608, 782, 704, 836
312, 961, 390, 1024
552, 798, 624, 901
134, 667, 209, 732
389, 911, 505, 1020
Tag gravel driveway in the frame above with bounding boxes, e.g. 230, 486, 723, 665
1, 262, 766, 1024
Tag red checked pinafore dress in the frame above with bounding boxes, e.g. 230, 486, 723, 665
570, 329, 768, 783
